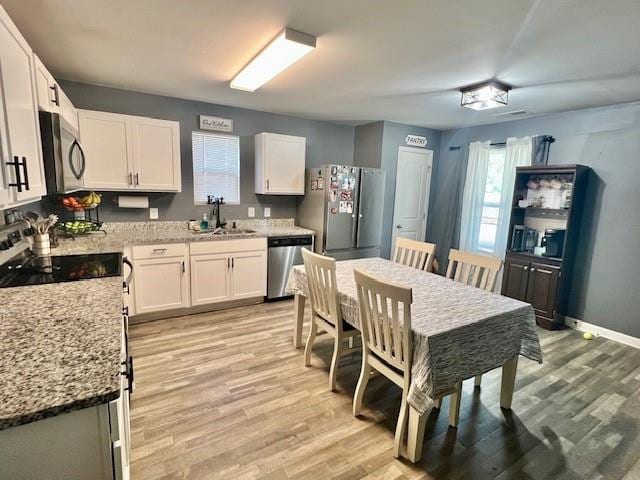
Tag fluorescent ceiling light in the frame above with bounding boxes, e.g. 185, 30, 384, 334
230, 28, 316, 92
460, 80, 511, 110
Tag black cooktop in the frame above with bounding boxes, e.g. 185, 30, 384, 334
0, 252, 122, 288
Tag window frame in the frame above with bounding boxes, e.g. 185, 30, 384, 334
191, 131, 241, 206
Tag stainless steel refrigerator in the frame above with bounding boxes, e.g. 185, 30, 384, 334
297, 165, 385, 260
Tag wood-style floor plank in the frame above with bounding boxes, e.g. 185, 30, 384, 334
129, 300, 640, 479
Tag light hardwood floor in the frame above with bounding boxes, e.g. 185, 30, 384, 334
129, 300, 640, 480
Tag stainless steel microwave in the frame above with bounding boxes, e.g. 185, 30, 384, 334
39, 111, 86, 194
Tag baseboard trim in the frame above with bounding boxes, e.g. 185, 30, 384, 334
565, 316, 640, 349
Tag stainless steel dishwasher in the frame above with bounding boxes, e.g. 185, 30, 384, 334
267, 235, 313, 300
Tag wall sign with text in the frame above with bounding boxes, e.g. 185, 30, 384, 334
199, 115, 233, 133
405, 134, 427, 147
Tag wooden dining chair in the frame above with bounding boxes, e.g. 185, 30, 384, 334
446, 248, 503, 390
352, 268, 413, 458
301, 248, 360, 391
445, 249, 502, 292
392, 237, 437, 272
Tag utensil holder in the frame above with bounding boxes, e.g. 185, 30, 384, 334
33, 233, 51, 256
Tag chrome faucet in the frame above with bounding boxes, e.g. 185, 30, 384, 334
207, 196, 227, 229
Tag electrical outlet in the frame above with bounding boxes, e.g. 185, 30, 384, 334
264, 207, 271, 218
248, 207, 255, 218
149, 208, 159, 220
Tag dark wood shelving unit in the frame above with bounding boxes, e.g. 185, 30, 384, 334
501, 164, 590, 330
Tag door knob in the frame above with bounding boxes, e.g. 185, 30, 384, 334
396, 225, 402, 229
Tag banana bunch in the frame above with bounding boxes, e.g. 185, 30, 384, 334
80, 191, 101, 209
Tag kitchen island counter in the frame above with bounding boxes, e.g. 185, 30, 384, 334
0, 276, 123, 430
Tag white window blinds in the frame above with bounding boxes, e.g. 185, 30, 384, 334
192, 132, 240, 204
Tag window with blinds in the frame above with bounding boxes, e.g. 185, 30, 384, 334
192, 132, 240, 204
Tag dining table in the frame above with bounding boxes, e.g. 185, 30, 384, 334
286, 257, 543, 462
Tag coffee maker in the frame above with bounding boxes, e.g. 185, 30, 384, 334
541, 229, 565, 257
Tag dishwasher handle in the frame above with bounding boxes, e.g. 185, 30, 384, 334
267, 235, 313, 248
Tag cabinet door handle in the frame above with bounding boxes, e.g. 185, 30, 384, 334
231, 257, 234, 269
227, 257, 230, 269
266, 179, 270, 191
128, 172, 133, 185
181, 261, 185, 273
50, 84, 60, 106
20, 157, 29, 191
135, 173, 139, 185
6, 156, 23, 192
152, 248, 167, 253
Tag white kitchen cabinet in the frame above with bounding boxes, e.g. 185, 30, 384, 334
79, 110, 132, 190
33, 54, 79, 131
255, 132, 305, 195
59, 88, 79, 131
0, 6, 46, 206
231, 251, 268, 300
190, 253, 231, 306
33, 54, 60, 114
131, 116, 181, 191
79, 109, 181, 192
190, 238, 267, 307
132, 243, 189, 314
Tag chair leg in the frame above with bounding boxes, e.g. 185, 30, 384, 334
329, 334, 344, 391
449, 381, 463, 427
474, 375, 482, 388
304, 319, 318, 367
353, 354, 372, 416
394, 390, 409, 458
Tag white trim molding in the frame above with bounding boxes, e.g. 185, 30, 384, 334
565, 317, 640, 349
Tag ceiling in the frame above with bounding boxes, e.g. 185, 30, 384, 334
4, 0, 640, 130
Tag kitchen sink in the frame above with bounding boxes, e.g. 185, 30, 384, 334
193, 227, 256, 235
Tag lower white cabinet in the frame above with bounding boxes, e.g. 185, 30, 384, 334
132, 243, 190, 314
190, 238, 267, 307
190, 253, 230, 305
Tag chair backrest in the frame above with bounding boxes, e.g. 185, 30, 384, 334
301, 248, 342, 327
354, 268, 413, 373
445, 249, 503, 292
392, 237, 437, 272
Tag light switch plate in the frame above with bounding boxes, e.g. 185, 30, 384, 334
264, 207, 271, 218
248, 207, 255, 218
149, 208, 159, 219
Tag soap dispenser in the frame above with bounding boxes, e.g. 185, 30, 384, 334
200, 213, 209, 230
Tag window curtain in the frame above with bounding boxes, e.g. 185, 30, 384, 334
494, 136, 533, 258
459, 141, 491, 252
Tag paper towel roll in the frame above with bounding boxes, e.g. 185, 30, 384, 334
117, 195, 149, 209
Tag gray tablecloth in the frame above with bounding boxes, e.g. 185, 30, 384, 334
287, 257, 543, 414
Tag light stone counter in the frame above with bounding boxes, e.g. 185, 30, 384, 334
51, 219, 315, 256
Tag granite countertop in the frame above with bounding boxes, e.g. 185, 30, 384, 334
0, 277, 123, 430
51, 219, 315, 256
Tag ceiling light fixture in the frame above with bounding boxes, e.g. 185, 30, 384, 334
230, 28, 316, 92
460, 80, 511, 110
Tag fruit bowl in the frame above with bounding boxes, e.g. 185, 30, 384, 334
61, 192, 102, 211
58, 220, 104, 236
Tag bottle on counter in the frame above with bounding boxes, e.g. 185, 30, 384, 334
200, 213, 209, 230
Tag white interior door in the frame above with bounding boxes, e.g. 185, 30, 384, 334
391, 147, 433, 247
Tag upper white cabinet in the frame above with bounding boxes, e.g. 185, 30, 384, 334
33, 54, 60, 114
79, 109, 181, 192
255, 132, 305, 195
33, 54, 79, 131
0, 6, 46, 206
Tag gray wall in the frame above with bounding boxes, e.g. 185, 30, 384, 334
354, 121, 442, 258
353, 122, 384, 168
57, 81, 355, 222
432, 101, 640, 338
